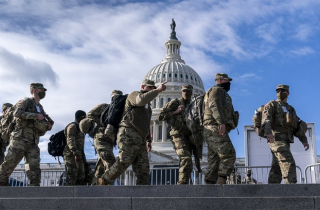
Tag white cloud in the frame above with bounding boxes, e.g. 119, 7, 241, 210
292, 24, 313, 41
290, 46, 315, 56
255, 19, 283, 44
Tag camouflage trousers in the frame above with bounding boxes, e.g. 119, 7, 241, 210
0, 139, 9, 165
203, 125, 236, 184
93, 130, 115, 180
268, 133, 297, 184
171, 135, 193, 185
0, 139, 41, 186
63, 152, 85, 185
101, 127, 149, 185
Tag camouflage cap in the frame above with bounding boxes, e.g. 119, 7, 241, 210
142, 79, 156, 88
111, 90, 123, 96
2, 103, 13, 110
30, 83, 47, 92
215, 73, 232, 81
276, 84, 289, 92
181, 84, 193, 91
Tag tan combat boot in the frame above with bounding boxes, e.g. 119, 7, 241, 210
97, 178, 108, 185
218, 176, 227, 185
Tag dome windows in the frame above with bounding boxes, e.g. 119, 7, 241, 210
175, 73, 177, 78
168, 98, 171, 103
186, 75, 188, 79
191, 76, 193, 80
160, 98, 164, 108
180, 74, 183, 78
169, 73, 172, 77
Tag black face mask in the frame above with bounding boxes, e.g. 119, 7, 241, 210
140, 90, 148, 94
217, 82, 231, 92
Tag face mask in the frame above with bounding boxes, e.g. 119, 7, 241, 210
182, 91, 192, 100
217, 82, 231, 92
38, 92, 46, 99
141, 90, 148, 94
277, 92, 287, 100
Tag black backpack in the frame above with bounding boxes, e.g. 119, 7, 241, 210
48, 122, 75, 158
100, 94, 128, 127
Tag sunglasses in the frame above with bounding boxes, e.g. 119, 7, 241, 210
276, 89, 287, 93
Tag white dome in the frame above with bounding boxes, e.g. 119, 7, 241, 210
143, 60, 205, 91
144, 21, 207, 161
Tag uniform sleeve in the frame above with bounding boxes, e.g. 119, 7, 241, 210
262, 101, 275, 136
134, 90, 159, 106
207, 88, 226, 125
41, 106, 54, 125
87, 103, 107, 123
14, 99, 38, 120
293, 108, 308, 144
158, 100, 176, 121
66, 124, 81, 156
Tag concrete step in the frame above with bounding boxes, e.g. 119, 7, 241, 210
1, 185, 320, 210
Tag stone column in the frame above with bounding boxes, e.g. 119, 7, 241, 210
153, 121, 157, 142
162, 121, 166, 142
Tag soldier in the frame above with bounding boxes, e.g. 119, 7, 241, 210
98, 80, 166, 185
63, 110, 86, 185
262, 84, 309, 184
87, 90, 122, 184
0, 83, 53, 186
203, 73, 237, 184
0, 103, 13, 165
241, 169, 257, 184
158, 84, 193, 184
230, 168, 241, 184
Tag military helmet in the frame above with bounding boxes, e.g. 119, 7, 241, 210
79, 118, 94, 134
294, 120, 307, 138
2, 103, 13, 110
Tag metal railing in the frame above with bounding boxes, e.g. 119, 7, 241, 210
9, 165, 306, 186
304, 163, 320, 183
197, 165, 304, 185
9, 170, 65, 187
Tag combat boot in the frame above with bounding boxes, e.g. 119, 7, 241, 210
218, 176, 227, 185
97, 178, 108, 185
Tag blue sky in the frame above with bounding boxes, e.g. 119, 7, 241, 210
0, 0, 319, 162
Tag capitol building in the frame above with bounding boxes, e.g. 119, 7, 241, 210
144, 20, 208, 166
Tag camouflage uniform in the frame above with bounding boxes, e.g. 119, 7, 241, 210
158, 85, 193, 185
0, 103, 13, 164
88, 103, 116, 180
262, 85, 307, 184
203, 73, 236, 184
0, 83, 53, 186
101, 80, 158, 185
63, 122, 85, 185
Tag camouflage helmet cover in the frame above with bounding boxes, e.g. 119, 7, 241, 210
142, 79, 156, 88
79, 118, 94, 134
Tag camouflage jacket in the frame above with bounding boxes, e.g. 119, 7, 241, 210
241, 177, 257, 184
87, 103, 108, 127
63, 122, 85, 157
158, 98, 191, 137
262, 99, 307, 143
203, 86, 235, 130
12, 97, 53, 144
120, 90, 158, 140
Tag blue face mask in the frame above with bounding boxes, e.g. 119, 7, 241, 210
217, 82, 231, 92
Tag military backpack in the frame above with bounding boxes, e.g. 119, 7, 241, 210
252, 105, 266, 138
100, 94, 128, 128
0, 106, 16, 141
48, 122, 77, 160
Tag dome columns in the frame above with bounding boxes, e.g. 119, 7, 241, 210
161, 39, 185, 64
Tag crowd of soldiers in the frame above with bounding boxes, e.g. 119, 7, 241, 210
0, 72, 309, 186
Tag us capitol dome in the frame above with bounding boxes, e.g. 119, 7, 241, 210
143, 19, 208, 160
